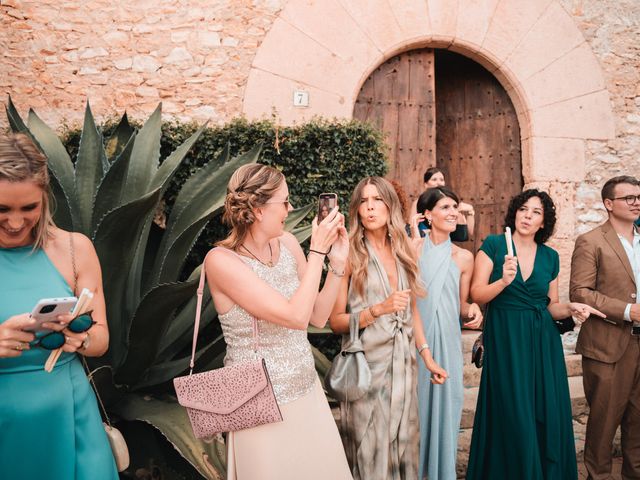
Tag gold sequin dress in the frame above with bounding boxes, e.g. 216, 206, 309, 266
220, 243, 353, 480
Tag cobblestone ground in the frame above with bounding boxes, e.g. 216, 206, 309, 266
578, 457, 622, 479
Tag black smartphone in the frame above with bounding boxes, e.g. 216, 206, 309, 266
318, 193, 338, 223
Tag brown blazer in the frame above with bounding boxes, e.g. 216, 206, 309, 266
570, 220, 637, 363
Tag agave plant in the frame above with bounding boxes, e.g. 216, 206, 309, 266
5, 96, 313, 478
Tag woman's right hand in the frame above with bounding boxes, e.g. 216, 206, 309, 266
377, 289, 411, 316
501, 255, 517, 286
0, 314, 36, 358
310, 206, 342, 254
424, 355, 448, 385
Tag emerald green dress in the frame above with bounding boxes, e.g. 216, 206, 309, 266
0, 245, 118, 480
466, 234, 577, 480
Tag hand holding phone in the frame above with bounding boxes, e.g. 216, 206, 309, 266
28, 296, 78, 333
318, 193, 338, 223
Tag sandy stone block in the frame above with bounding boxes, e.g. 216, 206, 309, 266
61, 51, 79, 62
505, 4, 587, 82
89, 75, 109, 85
171, 31, 190, 43
183, 67, 202, 77
52, 22, 74, 32
114, 57, 133, 70
44, 56, 59, 64
78, 66, 100, 75
243, 68, 352, 123
527, 137, 586, 182
135, 85, 159, 98
102, 31, 129, 45
79, 47, 109, 60
530, 90, 616, 140
280, 0, 380, 71
482, 0, 553, 63
252, 18, 363, 97
549, 182, 576, 239
524, 43, 605, 109
222, 37, 239, 47
427, 0, 458, 37
185, 98, 202, 107
199, 31, 221, 47
165, 47, 193, 64
7, 9, 25, 20
455, 0, 500, 47
133, 24, 153, 34
192, 105, 217, 119
337, 0, 405, 53
387, 0, 430, 39
132, 55, 160, 73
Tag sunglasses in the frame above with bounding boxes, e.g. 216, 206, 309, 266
31, 313, 96, 350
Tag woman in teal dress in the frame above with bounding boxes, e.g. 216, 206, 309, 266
0, 133, 118, 479
466, 189, 604, 480
414, 187, 482, 480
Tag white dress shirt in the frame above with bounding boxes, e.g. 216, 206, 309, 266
618, 227, 640, 323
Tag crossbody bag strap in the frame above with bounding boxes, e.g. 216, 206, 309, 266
189, 248, 259, 375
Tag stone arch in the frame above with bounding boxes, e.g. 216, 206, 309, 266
243, 0, 614, 185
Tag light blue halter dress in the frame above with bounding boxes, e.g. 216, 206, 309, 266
416, 236, 464, 480
0, 245, 118, 480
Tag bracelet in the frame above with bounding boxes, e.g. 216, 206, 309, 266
327, 263, 345, 277
417, 343, 429, 354
309, 248, 329, 256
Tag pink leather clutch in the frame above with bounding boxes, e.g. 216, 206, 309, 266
173, 249, 282, 438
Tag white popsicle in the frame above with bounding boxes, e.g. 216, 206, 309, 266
505, 226, 514, 257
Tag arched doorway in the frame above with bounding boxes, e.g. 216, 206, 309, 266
354, 48, 523, 253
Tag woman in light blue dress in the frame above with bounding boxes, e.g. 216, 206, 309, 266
413, 187, 482, 480
0, 133, 118, 479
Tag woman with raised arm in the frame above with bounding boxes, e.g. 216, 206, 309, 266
0, 133, 117, 479
204, 163, 352, 480
329, 176, 446, 480
466, 189, 604, 480
414, 187, 482, 480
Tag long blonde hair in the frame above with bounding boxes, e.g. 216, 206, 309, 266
217, 163, 285, 250
0, 133, 54, 249
348, 177, 425, 299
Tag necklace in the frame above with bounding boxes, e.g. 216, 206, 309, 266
240, 243, 274, 267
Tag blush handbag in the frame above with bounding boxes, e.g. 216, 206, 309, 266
324, 312, 371, 402
173, 251, 282, 438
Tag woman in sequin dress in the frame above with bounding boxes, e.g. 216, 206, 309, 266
205, 163, 352, 480
329, 177, 447, 480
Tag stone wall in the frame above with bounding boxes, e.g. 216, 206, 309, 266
0, 0, 283, 126
1, 0, 639, 298
558, 0, 640, 234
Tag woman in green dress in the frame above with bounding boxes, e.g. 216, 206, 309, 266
466, 189, 604, 480
0, 133, 118, 479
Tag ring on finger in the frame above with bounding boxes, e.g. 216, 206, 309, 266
14, 342, 25, 351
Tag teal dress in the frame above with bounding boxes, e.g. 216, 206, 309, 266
466, 234, 577, 480
0, 246, 118, 480
416, 236, 463, 480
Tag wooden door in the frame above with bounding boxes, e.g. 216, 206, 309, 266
435, 50, 522, 253
353, 48, 523, 253
353, 48, 436, 203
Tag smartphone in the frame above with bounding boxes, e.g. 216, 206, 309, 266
318, 193, 338, 223
27, 296, 78, 332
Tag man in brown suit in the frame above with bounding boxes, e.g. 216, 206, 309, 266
571, 175, 640, 479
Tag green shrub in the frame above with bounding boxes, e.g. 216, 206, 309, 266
62, 117, 388, 273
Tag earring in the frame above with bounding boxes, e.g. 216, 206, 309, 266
427, 218, 432, 226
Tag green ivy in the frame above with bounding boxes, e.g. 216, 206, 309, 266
62, 117, 387, 272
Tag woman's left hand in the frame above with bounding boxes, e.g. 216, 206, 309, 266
327, 216, 348, 271
568, 303, 606, 324
463, 303, 483, 329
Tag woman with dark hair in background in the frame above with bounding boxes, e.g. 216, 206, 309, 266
466, 189, 604, 480
412, 167, 475, 241
330, 176, 446, 480
414, 187, 482, 480
0, 133, 117, 479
